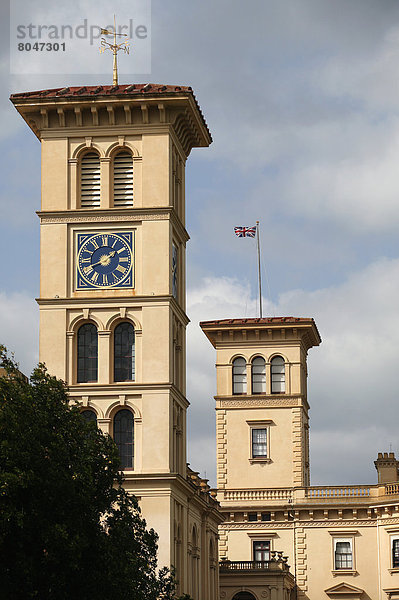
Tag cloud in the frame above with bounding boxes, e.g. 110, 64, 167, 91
0, 292, 39, 375
186, 257, 399, 487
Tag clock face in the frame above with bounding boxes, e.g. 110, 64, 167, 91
76, 232, 134, 289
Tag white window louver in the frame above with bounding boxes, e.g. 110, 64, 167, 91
80, 152, 101, 208
113, 152, 133, 207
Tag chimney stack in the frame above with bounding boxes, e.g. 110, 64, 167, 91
374, 452, 399, 484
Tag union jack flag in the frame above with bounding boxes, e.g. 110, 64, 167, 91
234, 226, 257, 238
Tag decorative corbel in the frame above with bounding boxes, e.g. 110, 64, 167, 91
57, 108, 65, 127
74, 107, 82, 127
91, 106, 98, 126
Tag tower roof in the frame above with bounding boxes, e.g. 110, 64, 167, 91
10, 83, 211, 153
200, 316, 321, 350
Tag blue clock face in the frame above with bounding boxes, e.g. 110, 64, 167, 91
76, 232, 133, 289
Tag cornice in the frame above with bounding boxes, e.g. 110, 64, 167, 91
36, 295, 189, 323
201, 319, 321, 351
215, 395, 309, 411
220, 519, 381, 530
68, 380, 187, 402
121, 471, 223, 518
12, 92, 212, 155
37, 207, 190, 242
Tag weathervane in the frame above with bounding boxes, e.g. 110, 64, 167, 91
100, 15, 130, 85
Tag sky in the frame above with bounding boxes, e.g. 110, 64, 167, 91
1, 0, 399, 487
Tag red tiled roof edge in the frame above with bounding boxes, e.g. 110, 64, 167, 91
10, 83, 193, 99
199, 317, 316, 327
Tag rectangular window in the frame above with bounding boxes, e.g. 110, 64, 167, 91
252, 428, 267, 458
393, 538, 399, 568
248, 513, 257, 522
334, 539, 353, 570
253, 540, 270, 562
261, 512, 271, 522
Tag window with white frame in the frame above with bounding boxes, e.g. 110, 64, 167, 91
80, 152, 101, 208
334, 538, 353, 570
251, 356, 266, 394
253, 540, 270, 562
271, 355, 285, 393
251, 428, 267, 458
392, 536, 399, 569
232, 357, 247, 394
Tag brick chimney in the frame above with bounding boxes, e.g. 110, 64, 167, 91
374, 452, 399, 484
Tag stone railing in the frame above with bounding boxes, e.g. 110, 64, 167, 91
220, 560, 272, 571
305, 485, 370, 499
222, 488, 293, 502
220, 552, 290, 573
386, 483, 399, 495
218, 484, 399, 506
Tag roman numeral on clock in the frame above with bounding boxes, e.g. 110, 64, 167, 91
91, 271, 99, 283
102, 235, 108, 247
91, 239, 99, 250
116, 265, 126, 274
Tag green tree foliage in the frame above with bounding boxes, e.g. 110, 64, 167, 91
0, 348, 181, 600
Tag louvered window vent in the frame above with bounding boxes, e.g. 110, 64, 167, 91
80, 152, 101, 208
113, 152, 133, 207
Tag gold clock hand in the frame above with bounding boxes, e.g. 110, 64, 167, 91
90, 250, 116, 268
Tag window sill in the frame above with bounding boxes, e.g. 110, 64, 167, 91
249, 458, 272, 464
389, 568, 399, 575
332, 570, 357, 577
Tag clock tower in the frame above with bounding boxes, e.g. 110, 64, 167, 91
11, 84, 222, 599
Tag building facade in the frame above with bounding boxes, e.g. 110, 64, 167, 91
201, 317, 399, 600
11, 83, 223, 599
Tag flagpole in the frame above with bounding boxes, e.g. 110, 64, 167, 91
256, 220, 262, 318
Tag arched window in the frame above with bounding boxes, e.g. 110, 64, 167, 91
80, 152, 100, 208
113, 151, 133, 207
271, 356, 285, 393
81, 409, 97, 425
114, 409, 134, 469
77, 323, 98, 383
232, 357, 247, 395
114, 322, 135, 382
251, 356, 266, 394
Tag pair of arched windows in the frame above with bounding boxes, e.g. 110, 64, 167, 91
232, 356, 285, 395
80, 150, 133, 208
81, 408, 134, 469
77, 322, 135, 383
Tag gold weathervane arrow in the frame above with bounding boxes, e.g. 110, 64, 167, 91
99, 15, 130, 85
